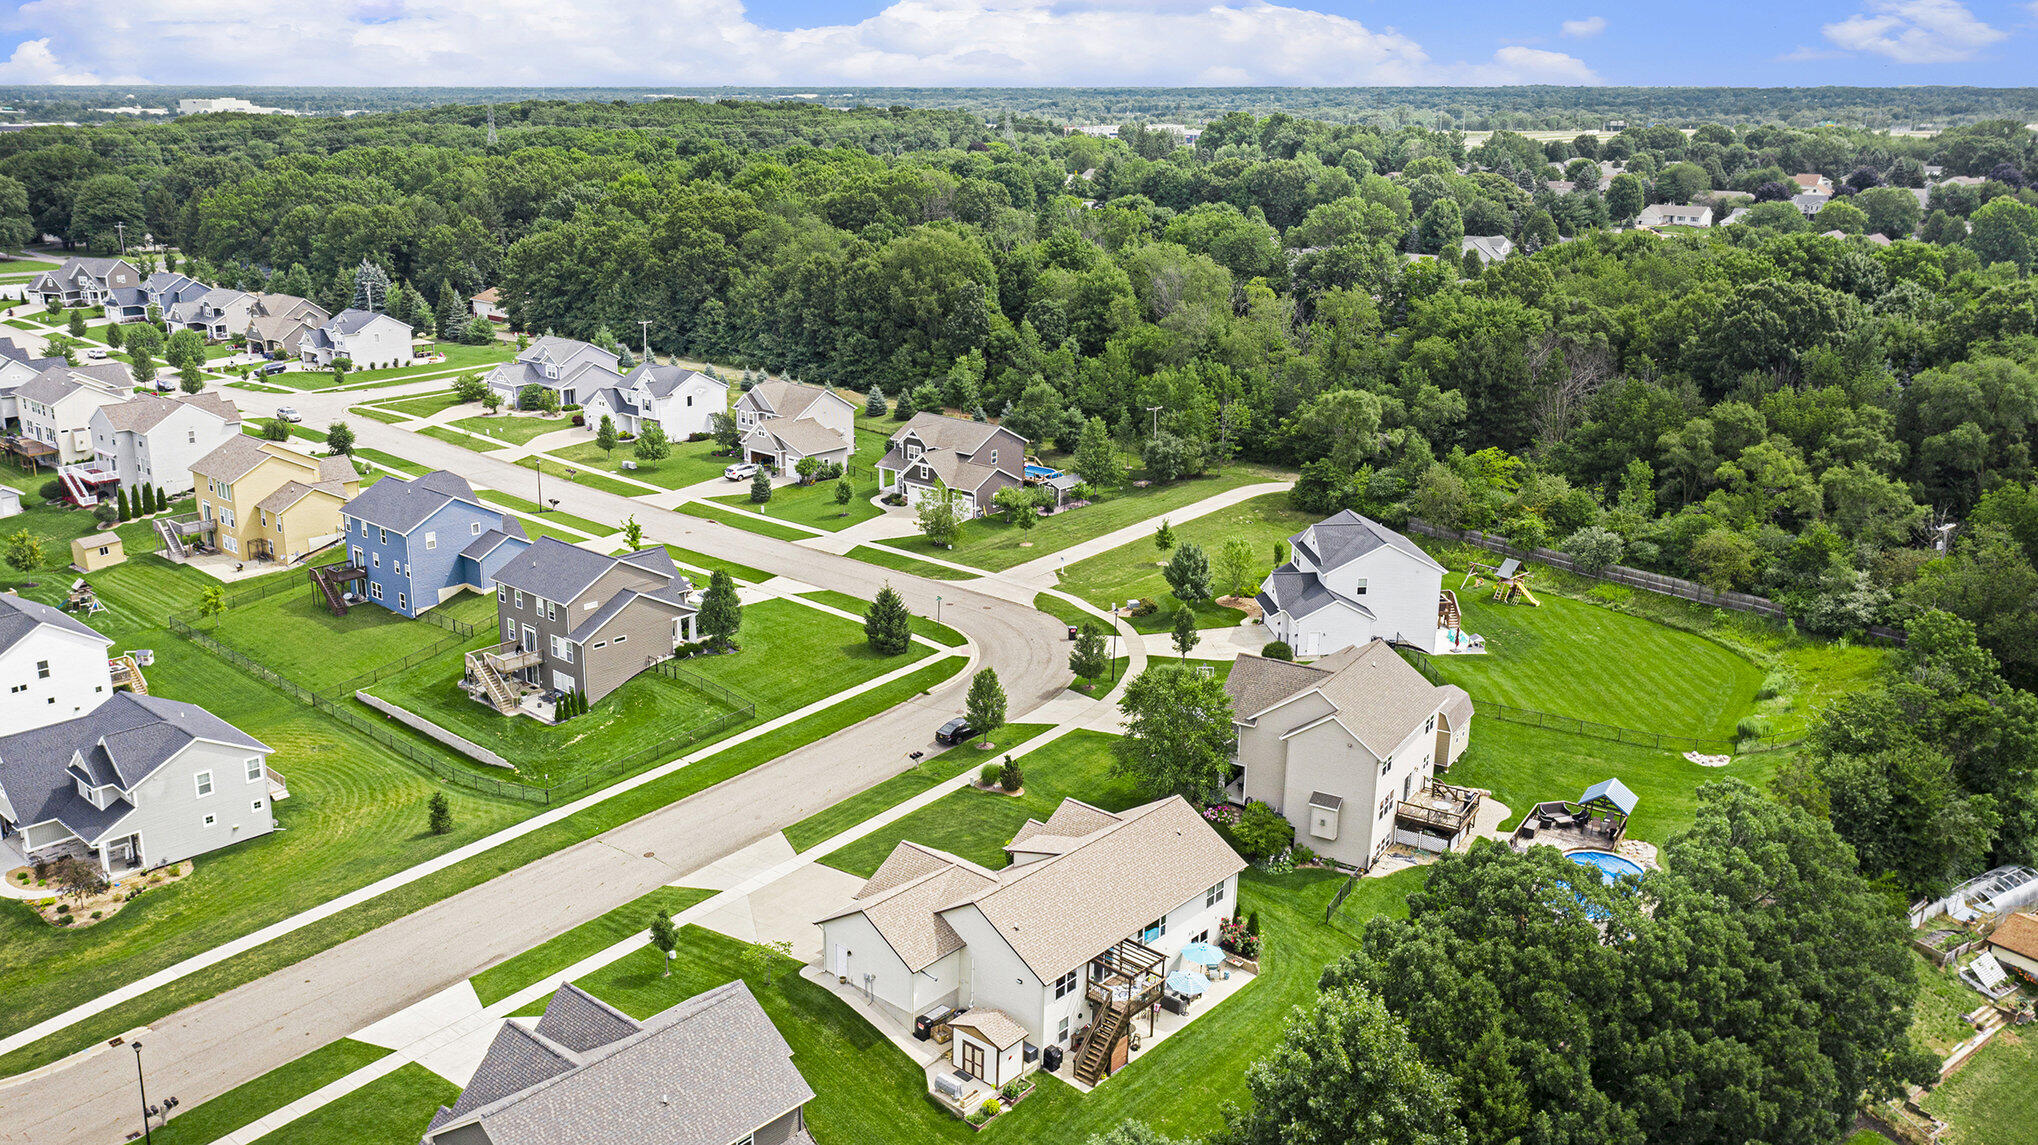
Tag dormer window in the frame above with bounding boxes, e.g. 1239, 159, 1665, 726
545, 362, 559, 379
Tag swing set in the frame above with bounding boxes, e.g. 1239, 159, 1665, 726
1461, 557, 1541, 606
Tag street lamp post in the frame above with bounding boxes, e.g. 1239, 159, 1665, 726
1110, 602, 1120, 684
935, 595, 943, 629
1144, 405, 1163, 439
133, 1041, 153, 1145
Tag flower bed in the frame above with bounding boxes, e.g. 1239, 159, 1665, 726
26, 860, 193, 928
963, 1077, 1038, 1129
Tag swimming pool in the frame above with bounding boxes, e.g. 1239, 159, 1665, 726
1024, 464, 1061, 479
1567, 849, 1646, 885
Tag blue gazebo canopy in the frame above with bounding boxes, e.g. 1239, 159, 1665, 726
1579, 778, 1638, 817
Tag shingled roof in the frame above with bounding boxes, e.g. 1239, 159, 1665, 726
1225, 641, 1470, 759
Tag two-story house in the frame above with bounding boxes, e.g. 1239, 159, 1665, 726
189, 437, 359, 562
0, 338, 66, 428
475, 539, 697, 707
877, 412, 1029, 518
0, 691, 278, 878
184, 288, 255, 342
339, 470, 530, 618
1225, 640, 1475, 872
817, 795, 1244, 1088
299, 309, 414, 370
734, 379, 855, 473
1256, 510, 1446, 657
100, 272, 210, 325
0, 592, 116, 737
16, 362, 136, 467
242, 294, 329, 358
421, 981, 813, 1145
579, 362, 727, 441
29, 257, 140, 309
481, 336, 625, 408
88, 391, 242, 497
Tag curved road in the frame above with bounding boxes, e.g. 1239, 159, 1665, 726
0, 394, 1070, 1145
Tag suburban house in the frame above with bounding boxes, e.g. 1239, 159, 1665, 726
876, 412, 1029, 518
0, 691, 279, 878
421, 981, 813, 1145
1460, 234, 1515, 264
735, 379, 855, 473
337, 470, 530, 618
179, 287, 257, 341
242, 294, 329, 358
189, 438, 360, 562
1791, 172, 1834, 194
0, 592, 116, 736
469, 287, 508, 322
299, 308, 415, 370
101, 272, 210, 325
28, 257, 140, 309
1635, 202, 1714, 228
1791, 192, 1832, 218
482, 336, 626, 408
1257, 510, 1447, 656
473, 538, 698, 709
1986, 912, 2038, 984
816, 795, 1245, 1087
88, 391, 242, 497
580, 362, 728, 441
0, 338, 67, 427
15, 362, 136, 468
1225, 640, 1476, 872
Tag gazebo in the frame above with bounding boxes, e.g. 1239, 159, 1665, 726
1578, 778, 1638, 841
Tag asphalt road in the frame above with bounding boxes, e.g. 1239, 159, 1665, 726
0, 390, 1072, 1145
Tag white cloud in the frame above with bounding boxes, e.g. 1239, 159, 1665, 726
0, 0, 1603, 87
0, 37, 108, 85
1560, 16, 1608, 38
1821, 0, 2006, 63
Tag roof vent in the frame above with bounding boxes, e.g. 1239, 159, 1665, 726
659, 1094, 671, 1106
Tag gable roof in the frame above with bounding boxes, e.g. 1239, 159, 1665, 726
889, 411, 1008, 455
626, 362, 723, 400
93, 391, 241, 435
460, 521, 529, 562
951, 1009, 1029, 1050
17, 362, 133, 406
340, 470, 487, 534
1226, 641, 1468, 758
490, 538, 681, 606
747, 416, 848, 458
1296, 510, 1445, 575
1988, 912, 2038, 962
1254, 564, 1369, 623
423, 980, 811, 1145
0, 591, 109, 657
1580, 777, 1638, 816
742, 378, 841, 421
191, 437, 342, 484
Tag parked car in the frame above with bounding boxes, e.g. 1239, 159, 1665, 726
154, 378, 177, 393
935, 717, 973, 746
259, 361, 289, 376
275, 407, 302, 423
84, 347, 108, 359
723, 462, 760, 481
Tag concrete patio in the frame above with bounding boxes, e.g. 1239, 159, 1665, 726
1046, 963, 1260, 1094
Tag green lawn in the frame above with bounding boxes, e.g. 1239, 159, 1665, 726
1068, 656, 1131, 697
190, 585, 499, 696
471, 885, 715, 1006
797, 588, 967, 647
253, 1062, 459, 1145
450, 413, 573, 446
659, 544, 772, 585
514, 455, 649, 498
468, 489, 610, 538
1058, 491, 1306, 632
352, 447, 427, 477
280, 343, 517, 390
677, 501, 818, 541
1922, 1031, 2038, 1145
1031, 592, 1101, 630
351, 407, 410, 425
545, 437, 733, 490
1910, 952, 1990, 1060
151, 1038, 391, 1145
418, 424, 505, 451
845, 545, 972, 580
706, 426, 892, 532
821, 730, 1143, 877
367, 390, 470, 418
781, 724, 1054, 853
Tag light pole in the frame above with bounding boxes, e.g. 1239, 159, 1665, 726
133, 1041, 153, 1145
1145, 405, 1163, 439
935, 595, 942, 629
114, 221, 127, 259
637, 318, 653, 363
1110, 603, 1120, 684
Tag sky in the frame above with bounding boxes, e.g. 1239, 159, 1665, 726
0, 0, 2034, 89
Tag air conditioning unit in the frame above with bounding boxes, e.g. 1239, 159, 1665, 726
933, 1072, 967, 1101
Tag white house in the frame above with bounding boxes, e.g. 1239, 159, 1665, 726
580, 363, 727, 441
876, 413, 1030, 518
482, 336, 624, 408
0, 338, 67, 427
1635, 203, 1714, 228
16, 363, 136, 466
469, 287, 508, 323
1225, 641, 1475, 871
0, 592, 117, 736
89, 391, 243, 497
0, 691, 278, 877
1256, 510, 1446, 657
817, 795, 1244, 1087
1460, 234, 1515, 264
300, 309, 414, 370
734, 379, 855, 473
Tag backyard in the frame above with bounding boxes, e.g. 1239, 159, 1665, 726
189, 582, 499, 695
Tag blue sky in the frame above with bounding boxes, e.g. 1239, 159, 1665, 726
0, 1, 2033, 87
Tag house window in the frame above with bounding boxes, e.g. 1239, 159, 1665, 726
1353, 578, 1367, 595
252, 798, 264, 812
1053, 968, 1079, 999
497, 585, 506, 601
370, 582, 383, 600
472, 521, 484, 535
1379, 795, 1394, 819
989, 448, 998, 466
9, 684, 23, 693
613, 634, 627, 643
203, 813, 216, 827
1142, 916, 1168, 942
1403, 773, 1416, 801
223, 536, 237, 554
378, 528, 387, 543
397, 592, 407, 611
1058, 1016, 1070, 1044
372, 553, 380, 568
1380, 757, 1392, 775
424, 532, 437, 550
513, 590, 523, 608
1205, 882, 1225, 908
550, 635, 573, 663
246, 758, 263, 782
592, 640, 607, 650
1424, 716, 1436, 734
195, 770, 214, 797
35, 660, 49, 680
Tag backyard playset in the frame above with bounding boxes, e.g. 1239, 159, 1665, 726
1462, 557, 1540, 606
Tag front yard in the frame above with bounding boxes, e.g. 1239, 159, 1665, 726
449, 413, 572, 446
543, 436, 733, 490
706, 425, 893, 532
1055, 490, 1310, 632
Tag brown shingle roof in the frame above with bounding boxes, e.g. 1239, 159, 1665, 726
1223, 654, 1332, 724
743, 379, 839, 421
749, 416, 848, 458
950, 1009, 1028, 1050
1989, 912, 2038, 962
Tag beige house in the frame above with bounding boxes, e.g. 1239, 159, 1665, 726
1986, 912, 2038, 982
189, 438, 359, 562
734, 379, 855, 473
1225, 640, 1475, 871
70, 532, 126, 571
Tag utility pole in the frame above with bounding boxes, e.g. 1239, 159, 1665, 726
637, 318, 653, 363
133, 1042, 153, 1145
1145, 405, 1163, 439
114, 221, 126, 258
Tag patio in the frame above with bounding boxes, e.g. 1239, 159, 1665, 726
1509, 777, 1638, 854
1045, 958, 1258, 1094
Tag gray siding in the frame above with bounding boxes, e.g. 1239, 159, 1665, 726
124, 738, 275, 867
578, 598, 690, 702
494, 563, 687, 702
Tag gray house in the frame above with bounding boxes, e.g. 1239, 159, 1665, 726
473, 538, 697, 709
0, 692, 280, 877
877, 412, 1031, 518
29, 257, 140, 309
422, 980, 813, 1145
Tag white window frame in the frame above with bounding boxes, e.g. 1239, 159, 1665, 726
471, 521, 484, 535
370, 581, 383, 600
424, 532, 437, 550
245, 757, 263, 782
202, 813, 216, 827
252, 798, 264, 812
1205, 881, 1224, 908
1053, 968, 1079, 999
195, 770, 214, 798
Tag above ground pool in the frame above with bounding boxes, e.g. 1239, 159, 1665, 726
1024, 464, 1061, 479
1567, 849, 1647, 885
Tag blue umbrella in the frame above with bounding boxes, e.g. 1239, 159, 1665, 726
1165, 970, 1208, 997
1179, 942, 1225, 967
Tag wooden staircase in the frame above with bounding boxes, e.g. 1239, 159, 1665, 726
1075, 1003, 1128, 1086
1438, 589, 1462, 630
465, 644, 531, 714
309, 563, 365, 617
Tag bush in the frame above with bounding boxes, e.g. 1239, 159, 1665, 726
1218, 914, 1261, 959
999, 755, 1023, 791
1126, 597, 1158, 618
38, 479, 62, 501
92, 502, 119, 524
980, 1099, 1001, 1118
1261, 640, 1293, 661
1229, 801, 1295, 860
1292, 844, 1318, 866
1561, 524, 1626, 576
1000, 1081, 1021, 1101
980, 763, 1002, 786
1736, 714, 1771, 739
1757, 670, 1789, 701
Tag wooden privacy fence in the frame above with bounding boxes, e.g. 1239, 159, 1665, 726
1403, 518, 1906, 645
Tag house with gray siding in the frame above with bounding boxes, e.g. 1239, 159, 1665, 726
422, 980, 813, 1145
29, 257, 140, 309
340, 471, 529, 618
482, 337, 625, 408
877, 413, 1030, 518
0, 692, 279, 877
474, 539, 697, 707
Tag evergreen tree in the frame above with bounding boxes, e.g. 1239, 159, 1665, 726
426, 792, 453, 835
1072, 416, 1119, 488
865, 584, 913, 655
864, 385, 888, 417
595, 414, 617, 452
152, 485, 168, 513
965, 667, 1007, 747
103, 320, 122, 349
1155, 519, 1175, 551
435, 282, 463, 337
273, 262, 315, 300
1162, 542, 1212, 602
698, 569, 742, 651
352, 258, 392, 312
1070, 622, 1109, 681
115, 486, 131, 522
749, 468, 772, 503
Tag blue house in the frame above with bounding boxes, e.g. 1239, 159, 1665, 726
339, 471, 530, 618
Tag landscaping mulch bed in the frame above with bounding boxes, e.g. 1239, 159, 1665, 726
14, 860, 193, 928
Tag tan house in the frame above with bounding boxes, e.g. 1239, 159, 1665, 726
189, 438, 359, 562
1986, 912, 2038, 982
734, 379, 855, 473
70, 532, 126, 572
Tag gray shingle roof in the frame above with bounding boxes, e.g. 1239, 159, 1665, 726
1297, 510, 1444, 574
625, 362, 721, 400
741, 379, 837, 421
888, 412, 1003, 455
17, 363, 133, 406
426, 981, 812, 1145
491, 539, 682, 607
324, 308, 392, 336
341, 470, 485, 534
746, 417, 848, 459
0, 591, 110, 657
94, 391, 240, 435
533, 982, 641, 1053
1256, 565, 1365, 622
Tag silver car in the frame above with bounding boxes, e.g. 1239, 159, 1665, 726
723, 462, 760, 481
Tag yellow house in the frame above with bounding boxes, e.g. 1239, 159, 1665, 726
189, 438, 360, 563
70, 531, 125, 571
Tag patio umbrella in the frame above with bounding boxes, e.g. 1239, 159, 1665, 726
1165, 971, 1208, 997
1178, 942, 1225, 967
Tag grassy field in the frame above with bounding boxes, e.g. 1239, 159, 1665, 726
1922, 1030, 2038, 1145
368, 391, 469, 418
470, 885, 715, 1006
544, 436, 733, 490
845, 544, 971, 579
191, 584, 499, 695
820, 730, 1142, 877
255, 1062, 459, 1145
796, 588, 967, 647
351, 406, 410, 424
276, 343, 517, 390
417, 424, 505, 451
781, 724, 1054, 853
450, 413, 572, 446
1055, 492, 1310, 632
659, 544, 772, 585
151, 1038, 391, 1145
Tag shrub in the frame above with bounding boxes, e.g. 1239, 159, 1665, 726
1000, 1081, 1022, 1101
38, 479, 62, 501
1736, 714, 1771, 740
1229, 801, 1295, 859
1218, 914, 1261, 959
92, 502, 119, 524
56, 902, 70, 914
980, 1099, 1001, 1117
1261, 640, 1293, 661
1757, 670, 1789, 701
1292, 844, 1318, 866
980, 763, 1002, 786
1127, 597, 1158, 618
1561, 524, 1625, 575
90, 910, 102, 920
999, 755, 1023, 791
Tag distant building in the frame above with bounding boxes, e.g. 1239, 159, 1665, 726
299, 309, 414, 371
177, 97, 294, 116
469, 287, 508, 323
1257, 510, 1447, 657
1459, 234, 1516, 264
1791, 173, 1833, 195
1634, 203, 1714, 228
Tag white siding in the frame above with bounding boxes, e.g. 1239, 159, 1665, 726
0, 625, 114, 735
